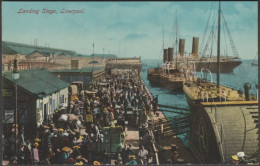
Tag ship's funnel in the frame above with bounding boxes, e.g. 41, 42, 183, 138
192, 37, 199, 57
179, 39, 185, 57
168, 47, 174, 62
163, 49, 168, 62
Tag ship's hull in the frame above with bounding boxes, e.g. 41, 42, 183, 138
147, 68, 184, 91
148, 74, 184, 91
183, 90, 201, 112
195, 60, 242, 73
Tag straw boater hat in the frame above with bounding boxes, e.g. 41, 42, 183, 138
44, 126, 50, 129
12, 124, 18, 127
129, 155, 136, 160
33, 142, 39, 147
232, 155, 239, 161
74, 161, 83, 165
59, 128, 64, 132
93, 161, 100, 165
50, 124, 54, 127
73, 146, 81, 149
62, 147, 71, 152
34, 138, 41, 142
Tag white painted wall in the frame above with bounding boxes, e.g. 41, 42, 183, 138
35, 87, 68, 127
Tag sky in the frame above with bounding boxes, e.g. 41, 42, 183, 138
2, 1, 258, 60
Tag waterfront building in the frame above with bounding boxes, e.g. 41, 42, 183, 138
2, 41, 117, 71
2, 68, 70, 138
51, 67, 106, 88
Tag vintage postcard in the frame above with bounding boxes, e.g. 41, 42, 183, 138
1, 1, 258, 165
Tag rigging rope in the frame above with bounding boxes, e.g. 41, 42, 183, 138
202, 4, 217, 58
221, 11, 240, 58
222, 14, 228, 58
200, 1, 215, 54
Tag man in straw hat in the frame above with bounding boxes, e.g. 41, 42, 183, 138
32, 142, 40, 164
126, 155, 138, 165
230, 155, 239, 164
60, 146, 70, 164
71, 145, 81, 157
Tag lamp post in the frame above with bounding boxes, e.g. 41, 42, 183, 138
12, 58, 19, 153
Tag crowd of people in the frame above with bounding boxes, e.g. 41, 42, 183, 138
2, 71, 159, 165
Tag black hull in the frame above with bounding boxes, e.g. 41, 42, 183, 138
195, 61, 242, 73
147, 74, 183, 91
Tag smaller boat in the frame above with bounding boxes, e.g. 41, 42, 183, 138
147, 13, 196, 91
251, 62, 258, 66
251, 52, 258, 66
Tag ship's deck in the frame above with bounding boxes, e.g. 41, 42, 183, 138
183, 80, 257, 101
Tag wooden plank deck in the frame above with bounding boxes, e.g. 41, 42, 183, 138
151, 111, 198, 164
125, 127, 140, 151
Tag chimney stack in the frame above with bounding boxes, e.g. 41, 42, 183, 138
192, 37, 199, 57
179, 39, 185, 57
168, 47, 174, 62
163, 49, 168, 62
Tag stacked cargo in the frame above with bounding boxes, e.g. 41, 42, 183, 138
101, 127, 111, 152
92, 126, 125, 153
110, 126, 124, 153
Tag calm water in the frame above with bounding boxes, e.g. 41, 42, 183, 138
141, 59, 258, 147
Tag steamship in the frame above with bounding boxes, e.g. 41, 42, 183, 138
177, 37, 242, 73
183, 2, 258, 164
147, 46, 196, 91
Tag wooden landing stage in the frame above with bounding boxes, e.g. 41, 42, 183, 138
152, 111, 198, 164
125, 127, 140, 154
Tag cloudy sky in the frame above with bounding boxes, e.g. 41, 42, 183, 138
2, 1, 258, 59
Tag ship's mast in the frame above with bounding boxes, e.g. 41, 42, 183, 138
163, 24, 165, 63
217, 1, 221, 88
175, 11, 178, 69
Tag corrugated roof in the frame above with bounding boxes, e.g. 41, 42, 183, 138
3, 41, 117, 58
2, 43, 18, 54
27, 50, 49, 57
3, 41, 78, 57
51, 67, 104, 73
3, 68, 70, 98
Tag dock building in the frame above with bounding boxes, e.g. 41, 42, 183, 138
3, 68, 70, 138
